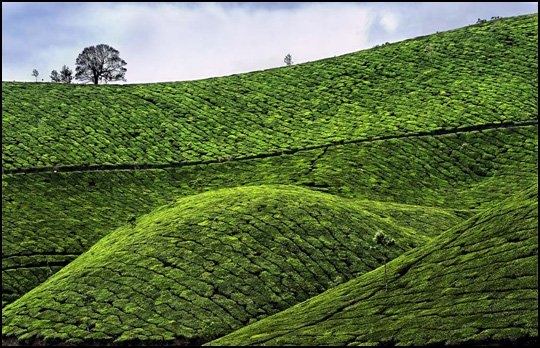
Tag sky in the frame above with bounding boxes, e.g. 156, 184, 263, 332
2, 2, 538, 84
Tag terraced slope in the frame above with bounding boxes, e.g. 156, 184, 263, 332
2, 15, 538, 307
2, 185, 433, 344
1, 13, 538, 346
2, 14, 537, 170
3, 126, 537, 307
209, 184, 539, 346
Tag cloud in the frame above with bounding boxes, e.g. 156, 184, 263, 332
79, 2, 375, 83
2, 2, 538, 84
2, 2, 376, 83
379, 11, 400, 33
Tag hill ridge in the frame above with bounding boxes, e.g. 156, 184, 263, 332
3, 13, 537, 170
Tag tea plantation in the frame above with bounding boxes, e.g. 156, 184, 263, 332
2, 14, 537, 171
2, 185, 435, 344
3, 126, 537, 308
210, 184, 538, 346
2, 13, 538, 346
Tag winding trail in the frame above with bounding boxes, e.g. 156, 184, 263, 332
3, 120, 537, 175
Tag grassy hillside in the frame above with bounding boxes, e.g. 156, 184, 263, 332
1, 185, 434, 344
1, 13, 538, 346
2, 14, 537, 170
209, 184, 538, 346
3, 126, 536, 306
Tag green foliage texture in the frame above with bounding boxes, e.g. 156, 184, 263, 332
209, 184, 539, 346
2, 185, 430, 343
1, 13, 538, 346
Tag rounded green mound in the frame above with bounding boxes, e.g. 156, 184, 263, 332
1, 185, 429, 344
208, 184, 538, 346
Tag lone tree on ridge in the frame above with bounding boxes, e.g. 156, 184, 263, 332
31, 69, 39, 82
284, 53, 293, 66
75, 44, 127, 84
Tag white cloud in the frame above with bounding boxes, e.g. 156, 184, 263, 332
379, 11, 400, 33
3, 2, 538, 83
76, 2, 375, 83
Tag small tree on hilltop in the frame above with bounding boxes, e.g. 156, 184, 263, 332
51, 66, 73, 83
284, 53, 293, 66
31, 69, 39, 82
373, 230, 395, 292
50, 70, 61, 83
60, 65, 73, 83
75, 44, 127, 85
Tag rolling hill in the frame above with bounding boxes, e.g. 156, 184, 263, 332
2, 185, 434, 344
2, 14, 537, 171
3, 123, 536, 308
209, 184, 538, 346
2, 13, 538, 346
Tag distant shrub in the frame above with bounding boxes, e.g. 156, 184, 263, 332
50, 66, 73, 83
284, 53, 293, 66
60, 65, 73, 84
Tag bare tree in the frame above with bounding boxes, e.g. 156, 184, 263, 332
31, 69, 39, 82
284, 53, 293, 66
75, 44, 127, 84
